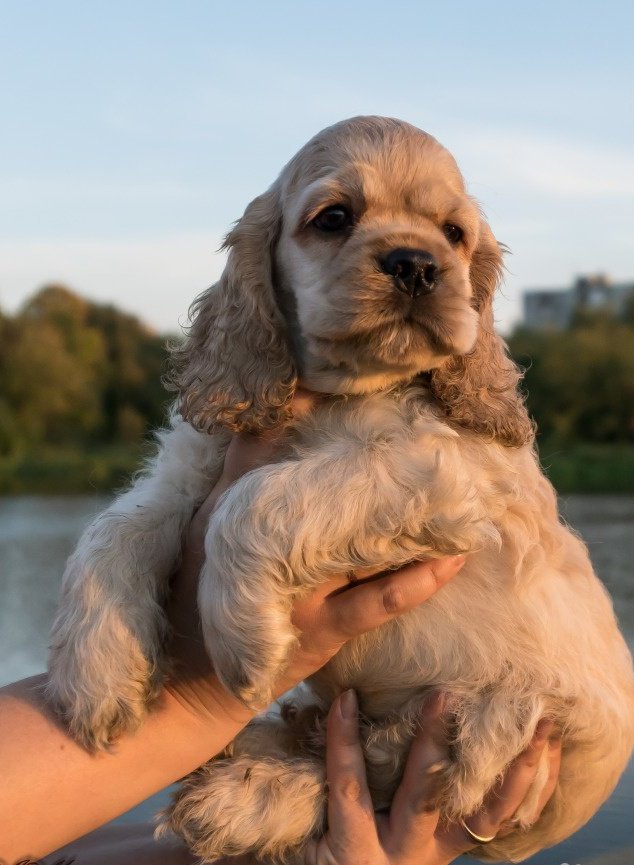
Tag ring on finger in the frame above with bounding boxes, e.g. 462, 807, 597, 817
460, 818, 497, 844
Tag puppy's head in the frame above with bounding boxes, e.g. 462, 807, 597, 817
170, 116, 532, 446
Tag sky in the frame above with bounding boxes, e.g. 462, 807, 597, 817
1, 0, 633, 335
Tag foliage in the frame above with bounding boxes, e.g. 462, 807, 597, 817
0, 285, 172, 471
538, 442, 634, 493
0, 444, 146, 494
509, 317, 634, 445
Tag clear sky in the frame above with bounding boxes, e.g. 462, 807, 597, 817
1, 0, 633, 334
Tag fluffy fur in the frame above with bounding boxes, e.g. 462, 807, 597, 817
48, 117, 634, 862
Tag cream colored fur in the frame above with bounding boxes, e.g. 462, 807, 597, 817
48, 117, 634, 862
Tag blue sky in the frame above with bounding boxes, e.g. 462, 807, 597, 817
1, 0, 633, 334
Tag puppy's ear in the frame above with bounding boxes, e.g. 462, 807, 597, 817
169, 186, 297, 433
429, 222, 534, 447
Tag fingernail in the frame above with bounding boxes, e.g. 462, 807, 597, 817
339, 689, 358, 719
448, 554, 467, 569
434, 555, 466, 583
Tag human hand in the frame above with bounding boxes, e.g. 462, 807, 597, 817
309, 691, 562, 865
165, 390, 466, 724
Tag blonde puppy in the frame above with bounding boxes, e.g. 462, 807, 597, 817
48, 117, 634, 862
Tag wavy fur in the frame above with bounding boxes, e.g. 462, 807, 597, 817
48, 117, 634, 862
168, 187, 297, 433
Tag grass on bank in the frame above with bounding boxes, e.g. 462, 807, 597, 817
0, 445, 147, 495
1, 441, 634, 495
536, 442, 634, 494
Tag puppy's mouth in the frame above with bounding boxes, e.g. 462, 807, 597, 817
305, 293, 462, 357
369, 285, 458, 357
307, 311, 457, 373
400, 311, 455, 356
307, 310, 452, 352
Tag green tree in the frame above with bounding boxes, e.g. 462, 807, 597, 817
87, 302, 168, 441
0, 284, 171, 454
510, 319, 634, 443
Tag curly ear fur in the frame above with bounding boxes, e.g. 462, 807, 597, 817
430, 224, 535, 447
169, 187, 297, 433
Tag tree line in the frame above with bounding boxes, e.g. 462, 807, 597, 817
509, 303, 634, 444
0, 285, 169, 457
1, 284, 633, 464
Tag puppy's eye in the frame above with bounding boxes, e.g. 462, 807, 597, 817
443, 223, 464, 244
312, 205, 353, 233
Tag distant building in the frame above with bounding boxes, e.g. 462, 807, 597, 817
522, 274, 634, 331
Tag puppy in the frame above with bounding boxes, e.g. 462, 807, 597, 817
48, 117, 634, 862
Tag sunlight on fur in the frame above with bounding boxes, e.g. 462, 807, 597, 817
48, 116, 634, 862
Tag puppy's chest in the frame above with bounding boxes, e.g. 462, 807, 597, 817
287, 390, 452, 462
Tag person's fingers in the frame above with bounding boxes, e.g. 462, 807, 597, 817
448, 720, 554, 849
291, 556, 431, 617
279, 558, 467, 694
324, 691, 381, 855
484, 719, 554, 821
530, 734, 562, 820
323, 557, 466, 645
384, 692, 450, 855
438, 720, 555, 852
290, 563, 408, 637
493, 732, 562, 839
290, 557, 464, 659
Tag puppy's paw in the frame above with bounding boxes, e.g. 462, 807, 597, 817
198, 556, 300, 709
48, 677, 154, 751
158, 754, 325, 861
212, 626, 299, 710
47, 607, 166, 749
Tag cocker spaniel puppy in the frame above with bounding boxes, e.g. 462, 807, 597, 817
48, 117, 634, 862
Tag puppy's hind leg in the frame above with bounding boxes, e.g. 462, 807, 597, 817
160, 715, 326, 862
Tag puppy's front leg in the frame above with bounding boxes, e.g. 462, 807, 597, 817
199, 460, 313, 708
47, 418, 227, 749
199, 428, 493, 709
198, 451, 416, 708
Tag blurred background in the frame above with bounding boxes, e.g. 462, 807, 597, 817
1, 1, 632, 862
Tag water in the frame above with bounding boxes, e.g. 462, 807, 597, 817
1, 494, 633, 862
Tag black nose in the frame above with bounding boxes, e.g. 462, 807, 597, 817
380, 248, 439, 298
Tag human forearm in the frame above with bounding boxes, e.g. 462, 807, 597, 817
0, 674, 251, 862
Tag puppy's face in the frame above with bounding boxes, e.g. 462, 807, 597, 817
275, 124, 481, 393
171, 116, 532, 447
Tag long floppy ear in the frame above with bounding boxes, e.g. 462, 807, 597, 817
429, 222, 534, 447
169, 186, 297, 433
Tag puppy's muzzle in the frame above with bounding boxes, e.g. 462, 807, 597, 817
380, 248, 439, 299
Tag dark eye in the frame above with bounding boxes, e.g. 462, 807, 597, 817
312, 205, 353, 233
443, 223, 464, 245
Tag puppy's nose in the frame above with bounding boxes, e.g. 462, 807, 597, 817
380, 248, 439, 298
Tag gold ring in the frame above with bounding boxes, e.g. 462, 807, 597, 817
460, 818, 497, 844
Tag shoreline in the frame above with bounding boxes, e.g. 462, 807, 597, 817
2, 444, 634, 496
